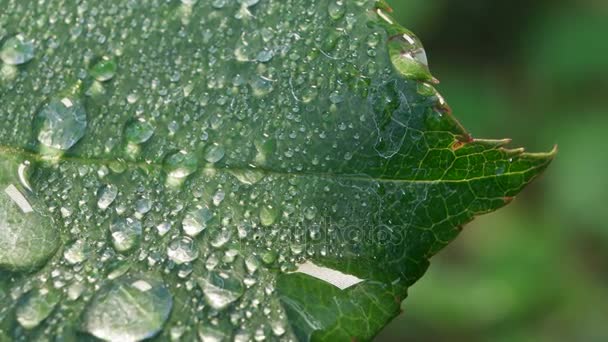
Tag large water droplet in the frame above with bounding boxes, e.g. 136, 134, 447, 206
16, 289, 60, 329
328, 0, 346, 20
259, 205, 278, 226
204, 144, 225, 164
82, 276, 172, 342
0, 182, 59, 272
167, 236, 199, 264
90, 56, 117, 82
125, 119, 155, 145
198, 271, 245, 310
63, 239, 89, 265
388, 32, 433, 82
0, 34, 35, 65
229, 169, 265, 185
182, 207, 213, 237
163, 150, 199, 179
97, 184, 118, 210
35, 96, 87, 151
109, 218, 142, 253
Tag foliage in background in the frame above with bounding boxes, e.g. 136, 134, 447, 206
379, 1, 608, 341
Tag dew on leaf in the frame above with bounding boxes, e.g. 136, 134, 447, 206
0, 34, 35, 65
35, 96, 87, 151
97, 184, 118, 210
328, 0, 346, 20
63, 239, 89, 265
109, 217, 142, 253
198, 271, 245, 311
125, 119, 155, 145
90, 56, 117, 82
163, 150, 199, 179
259, 205, 278, 226
0, 183, 59, 272
82, 276, 172, 342
167, 236, 199, 264
182, 206, 213, 237
204, 144, 225, 164
15, 289, 60, 329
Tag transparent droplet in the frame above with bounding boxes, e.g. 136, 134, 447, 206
63, 239, 89, 265
109, 218, 142, 253
156, 222, 171, 237
164, 150, 199, 179
182, 207, 213, 237
0, 183, 59, 272
167, 236, 199, 264
90, 56, 117, 82
82, 276, 172, 342
198, 271, 245, 310
0, 34, 35, 65
35, 96, 87, 150
204, 144, 225, 164
250, 76, 274, 97
259, 205, 278, 226
125, 119, 155, 145
16, 289, 60, 329
97, 184, 118, 210
230, 169, 265, 185
328, 0, 346, 20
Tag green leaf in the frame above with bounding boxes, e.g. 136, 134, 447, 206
0, 0, 554, 340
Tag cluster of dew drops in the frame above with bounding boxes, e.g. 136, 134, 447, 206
0, 0, 437, 340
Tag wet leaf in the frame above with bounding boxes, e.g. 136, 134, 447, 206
0, 0, 554, 340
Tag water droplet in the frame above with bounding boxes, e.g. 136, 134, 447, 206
182, 207, 213, 237
16, 289, 60, 329
156, 222, 171, 237
230, 169, 265, 185
82, 276, 172, 342
250, 75, 274, 97
109, 218, 142, 253
125, 119, 155, 145
97, 184, 118, 210
167, 236, 199, 264
388, 32, 433, 82
0, 34, 35, 65
304, 206, 317, 220
63, 239, 89, 265
198, 271, 245, 310
328, 0, 346, 20
204, 144, 225, 164
35, 95, 87, 151
164, 150, 199, 179
259, 205, 278, 226
0, 183, 59, 272
90, 56, 117, 82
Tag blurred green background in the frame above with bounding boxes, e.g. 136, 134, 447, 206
377, 1, 608, 341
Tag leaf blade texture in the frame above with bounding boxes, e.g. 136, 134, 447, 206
0, 0, 554, 340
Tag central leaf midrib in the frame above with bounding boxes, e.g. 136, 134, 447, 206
0, 144, 543, 185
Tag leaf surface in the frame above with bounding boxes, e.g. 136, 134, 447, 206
0, 0, 554, 340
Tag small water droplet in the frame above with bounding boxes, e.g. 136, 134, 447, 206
0, 34, 35, 65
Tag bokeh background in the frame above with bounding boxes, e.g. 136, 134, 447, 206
378, 0, 608, 341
